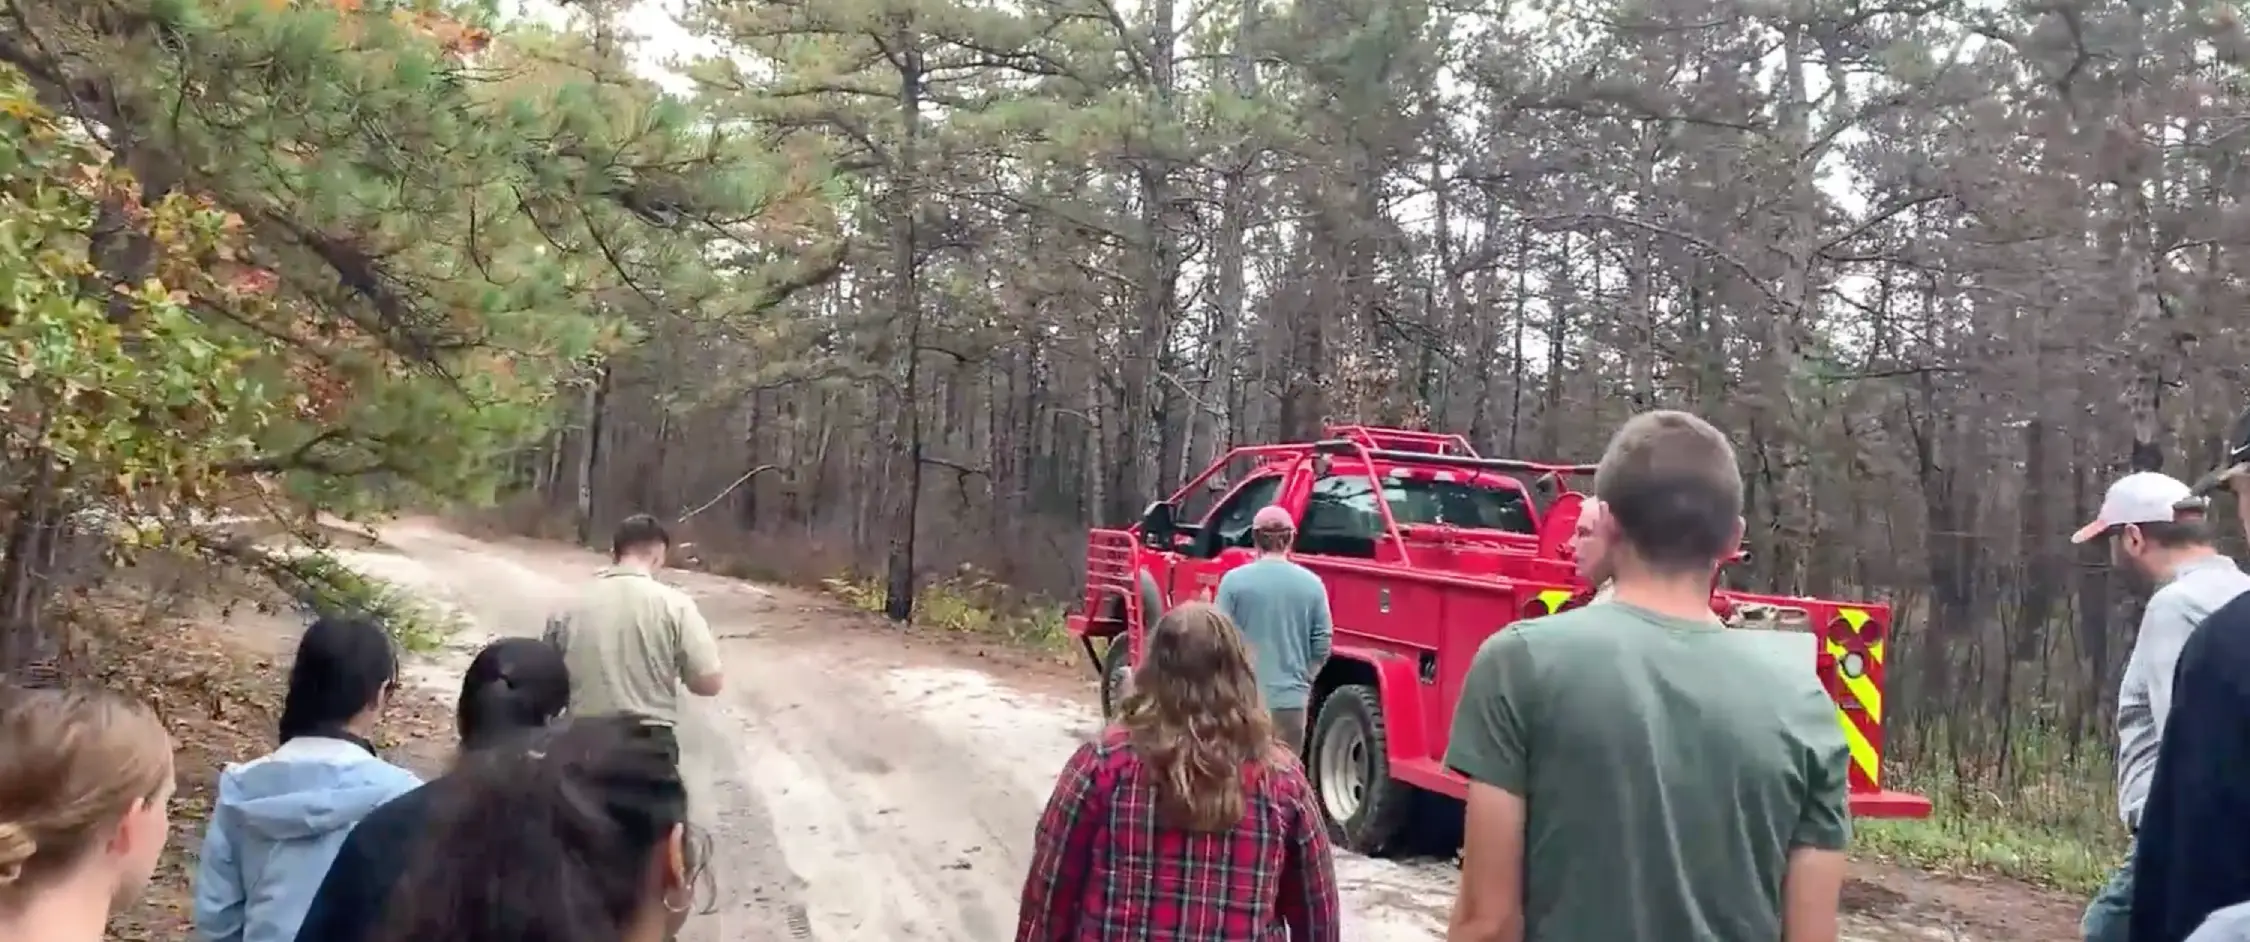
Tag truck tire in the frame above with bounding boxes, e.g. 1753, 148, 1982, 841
1099, 635, 1134, 719
1097, 569, 1164, 719
1308, 684, 1414, 855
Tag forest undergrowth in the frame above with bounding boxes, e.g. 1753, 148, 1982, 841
1862, 725, 2125, 894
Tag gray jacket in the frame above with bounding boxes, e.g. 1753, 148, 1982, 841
2118, 555, 2250, 828
2188, 902, 2250, 942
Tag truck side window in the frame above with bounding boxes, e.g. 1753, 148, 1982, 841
1195, 475, 1283, 557
1296, 475, 1383, 559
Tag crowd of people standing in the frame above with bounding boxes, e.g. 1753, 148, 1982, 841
4, 410, 2250, 942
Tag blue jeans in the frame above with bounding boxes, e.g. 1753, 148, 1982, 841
2084, 841, 2135, 942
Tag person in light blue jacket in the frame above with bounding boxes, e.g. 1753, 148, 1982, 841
194, 615, 421, 942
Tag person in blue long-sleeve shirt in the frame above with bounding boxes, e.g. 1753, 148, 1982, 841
194, 616, 420, 942
1215, 505, 1332, 754
292, 637, 572, 942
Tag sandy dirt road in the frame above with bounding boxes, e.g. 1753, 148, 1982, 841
316, 518, 2078, 942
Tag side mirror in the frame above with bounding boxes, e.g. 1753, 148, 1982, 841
1140, 500, 1179, 549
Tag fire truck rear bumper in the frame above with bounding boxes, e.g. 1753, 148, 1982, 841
1849, 789, 1934, 819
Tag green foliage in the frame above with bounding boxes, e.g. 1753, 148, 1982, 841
1858, 727, 2127, 894
260, 549, 464, 653
1859, 817, 2115, 896
1, 0, 836, 528
0, 0, 843, 673
0, 73, 282, 515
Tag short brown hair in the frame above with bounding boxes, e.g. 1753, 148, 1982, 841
0, 685, 171, 898
2136, 515, 2215, 549
610, 514, 671, 561
1593, 410, 1743, 573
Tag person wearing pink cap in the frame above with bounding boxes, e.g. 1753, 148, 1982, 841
2071, 471, 2250, 942
1214, 505, 1333, 754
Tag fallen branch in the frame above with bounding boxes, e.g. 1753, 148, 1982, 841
675, 464, 777, 524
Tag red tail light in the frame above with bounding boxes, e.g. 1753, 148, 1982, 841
1826, 608, 1885, 649
1825, 611, 1882, 684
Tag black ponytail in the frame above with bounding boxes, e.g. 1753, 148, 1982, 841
278, 616, 397, 744
456, 638, 570, 752
376, 717, 706, 942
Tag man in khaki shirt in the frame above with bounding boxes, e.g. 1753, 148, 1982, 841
543, 514, 724, 765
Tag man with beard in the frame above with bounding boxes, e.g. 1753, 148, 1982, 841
2128, 464, 2250, 942
2069, 471, 2250, 942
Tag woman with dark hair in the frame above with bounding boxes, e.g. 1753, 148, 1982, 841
1016, 601, 1340, 942
293, 637, 572, 942
195, 616, 420, 942
375, 715, 706, 942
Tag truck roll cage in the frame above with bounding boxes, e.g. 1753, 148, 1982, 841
1156, 437, 1422, 567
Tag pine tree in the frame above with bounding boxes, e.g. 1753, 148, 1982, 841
0, 0, 821, 664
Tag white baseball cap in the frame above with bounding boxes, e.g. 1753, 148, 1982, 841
2071, 472, 2197, 543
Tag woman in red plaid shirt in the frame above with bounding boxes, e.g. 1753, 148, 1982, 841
1015, 602, 1341, 942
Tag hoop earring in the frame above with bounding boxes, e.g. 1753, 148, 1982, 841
663, 888, 691, 914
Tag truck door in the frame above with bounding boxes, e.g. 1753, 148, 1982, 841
1172, 475, 1284, 605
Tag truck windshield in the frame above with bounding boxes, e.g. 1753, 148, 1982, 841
1381, 477, 1535, 532
1296, 473, 1536, 558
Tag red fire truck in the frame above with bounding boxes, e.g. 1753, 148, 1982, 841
1066, 425, 1930, 853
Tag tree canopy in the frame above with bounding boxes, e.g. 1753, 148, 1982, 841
0, 0, 829, 666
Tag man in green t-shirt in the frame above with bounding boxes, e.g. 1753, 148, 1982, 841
1443, 410, 1852, 942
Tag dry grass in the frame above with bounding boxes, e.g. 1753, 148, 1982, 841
1858, 729, 2126, 895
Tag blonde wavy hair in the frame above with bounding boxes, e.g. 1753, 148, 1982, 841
0, 685, 171, 897
1117, 602, 1277, 832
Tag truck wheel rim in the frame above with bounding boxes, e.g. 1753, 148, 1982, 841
1318, 719, 1369, 822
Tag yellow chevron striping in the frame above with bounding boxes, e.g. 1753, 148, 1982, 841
1537, 588, 1572, 614
1825, 638, 1886, 725
1825, 625, 1886, 788
1842, 672, 1883, 725
1837, 706, 1880, 786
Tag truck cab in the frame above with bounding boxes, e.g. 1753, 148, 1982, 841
1068, 425, 1931, 854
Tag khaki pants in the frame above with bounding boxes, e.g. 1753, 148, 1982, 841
1273, 708, 1308, 757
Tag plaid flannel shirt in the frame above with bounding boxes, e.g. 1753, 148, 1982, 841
1015, 728, 1341, 942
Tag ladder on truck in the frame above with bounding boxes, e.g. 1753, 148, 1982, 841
1082, 528, 1144, 643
